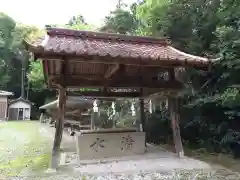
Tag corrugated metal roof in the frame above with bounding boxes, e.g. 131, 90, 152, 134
0, 90, 13, 96
39, 96, 93, 109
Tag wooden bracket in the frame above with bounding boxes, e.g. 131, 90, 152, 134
104, 64, 120, 79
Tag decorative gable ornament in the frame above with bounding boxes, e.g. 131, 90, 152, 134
93, 100, 98, 112
149, 100, 153, 114
131, 102, 136, 116
111, 102, 116, 115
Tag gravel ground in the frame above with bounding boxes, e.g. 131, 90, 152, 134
3, 169, 240, 180
1, 122, 240, 180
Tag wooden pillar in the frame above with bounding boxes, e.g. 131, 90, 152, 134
139, 98, 146, 147
167, 68, 184, 157
168, 96, 184, 157
49, 87, 66, 169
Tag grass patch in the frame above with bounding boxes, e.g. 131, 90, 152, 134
0, 154, 50, 176
0, 121, 39, 134
0, 121, 52, 176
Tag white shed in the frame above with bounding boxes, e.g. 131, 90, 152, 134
8, 98, 32, 120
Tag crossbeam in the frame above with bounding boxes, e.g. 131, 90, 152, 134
67, 90, 141, 98
35, 54, 209, 69
50, 75, 183, 89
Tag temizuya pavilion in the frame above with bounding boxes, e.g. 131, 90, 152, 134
25, 28, 212, 169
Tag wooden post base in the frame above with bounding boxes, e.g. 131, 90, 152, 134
46, 168, 57, 173
168, 96, 184, 158
49, 150, 61, 169
178, 150, 184, 158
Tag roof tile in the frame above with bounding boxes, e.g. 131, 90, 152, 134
27, 28, 210, 66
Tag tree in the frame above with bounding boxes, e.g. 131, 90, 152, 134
100, 2, 138, 34
0, 13, 16, 87
134, 0, 240, 153
28, 61, 45, 91
136, 0, 170, 36
68, 15, 87, 26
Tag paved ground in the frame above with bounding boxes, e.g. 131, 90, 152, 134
0, 121, 240, 180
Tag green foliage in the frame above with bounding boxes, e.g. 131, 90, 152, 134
28, 61, 45, 91
101, 3, 138, 34
0, 13, 16, 87
102, 8, 137, 34
136, 0, 171, 36
68, 15, 87, 26
100, 0, 240, 155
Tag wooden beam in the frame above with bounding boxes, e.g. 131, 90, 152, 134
67, 90, 141, 98
104, 64, 120, 79
50, 75, 183, 89
35, 53, 210, 69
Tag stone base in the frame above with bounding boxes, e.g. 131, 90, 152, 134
76, 131, 145, 160
59, 153, 67, 165
45, 168, 57, 173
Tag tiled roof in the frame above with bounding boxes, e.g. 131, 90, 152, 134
26, 28, 210, 67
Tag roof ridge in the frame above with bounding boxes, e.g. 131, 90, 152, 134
9, 97, 33, 105
46, 27, 170, 45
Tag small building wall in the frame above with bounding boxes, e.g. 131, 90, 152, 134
0, 96, 8, 120
9, 101, 30, 109
9, 101, 31, 120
